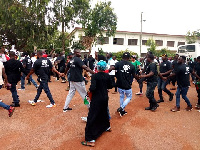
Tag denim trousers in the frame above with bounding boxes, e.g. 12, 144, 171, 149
0, 85, 10, 110
21, 73, 38, 89
146, 82, 157, 106
10, 83, 20, 104
33, 80, 55, 104
157, 77, 172, 99
118, 88, 132, 109
176, 86, 191, 107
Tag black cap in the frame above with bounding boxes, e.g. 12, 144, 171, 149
123, 52, 130, 59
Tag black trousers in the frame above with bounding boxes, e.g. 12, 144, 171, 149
110, 75, 117, 92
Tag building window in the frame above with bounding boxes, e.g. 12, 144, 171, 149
113, 38, 124, 45
155, 40, 163, 46
167, 41, 175, 47
128, 39, 138, 45
96, 37, 109, 45
142, 40, 147, 45
177, 42, 185, 46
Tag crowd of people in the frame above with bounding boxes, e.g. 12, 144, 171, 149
0, 45, 200, 147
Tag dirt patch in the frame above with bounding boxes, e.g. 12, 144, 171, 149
0, 75, 200, 150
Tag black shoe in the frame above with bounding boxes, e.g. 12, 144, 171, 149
63, 107, 72, 112
119, 110, 127, 117
11, 103, 20, 107
117, 107, 122, 112
169, 93, 174, 101
157, 99, 164, 103
151, 107, 157, 111
145, 107, 152, 110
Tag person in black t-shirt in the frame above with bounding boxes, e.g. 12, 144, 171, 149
139, 54, 158, 111
19, 52, 38, 90
88, 55, 95, 71
109, 52, 136, 117
165, 56, 200, 112
62, 49, 94, 112
26, 51, 62, 108
194, 56, 200, 109
55, 52, 66, 83
157, 54, 174, 103
5, 52, 27, 107
170, 54, 179, 90
188, 58, 195, 82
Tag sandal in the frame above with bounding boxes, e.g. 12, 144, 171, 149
81, 141, 95, 147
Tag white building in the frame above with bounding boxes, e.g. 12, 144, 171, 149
70, 27, 200, 57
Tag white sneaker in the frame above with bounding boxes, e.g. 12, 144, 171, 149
18, 88, 25, 91
28, 100, 36, 106
46, 103, 56, 108
135, 92, 143, 95
81, 117, 87, 122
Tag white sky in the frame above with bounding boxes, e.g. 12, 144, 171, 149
88, 0, 200, 35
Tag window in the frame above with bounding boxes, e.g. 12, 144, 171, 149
155, 40, 163, 46
186, 45, 195, 52
128, 39, 138, 45
167, 41, 175, 47
142, 40, 147, 45
177, 42, 185, 46
96, 37, 109, 45
113, 38, 124, 45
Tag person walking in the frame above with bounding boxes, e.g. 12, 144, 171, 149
194, 56, 200, 109
81, 60, 112, 147
27, 50, 62, 108
139, 53, 159, 111
4, 52, 27, 107
0, 61, 15, 117
18, 52, 38, 90
109, 52, 136, 117
157, 54, 174, 103
63, 49, 94, 112
164, 56, 200, 112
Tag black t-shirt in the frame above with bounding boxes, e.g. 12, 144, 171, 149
115, 60, 135, 90
172, 60, 178, 72
56, 56, 66, 68
188, 61, 195, 69
88, 57, 95, 70
146, 62, 158, 82
194, 62, 200, 77
33, 57, 53, 81
175, 64, 192, 88
159, 60, 172, 77
67, 56, 84, 82
83, 58, 88, 66
22, 57, 32, 72
5, 58, 26, 83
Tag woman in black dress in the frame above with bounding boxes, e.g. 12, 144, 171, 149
81, 60, 112, 147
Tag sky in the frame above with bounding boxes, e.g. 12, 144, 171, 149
86, 0, 200, 35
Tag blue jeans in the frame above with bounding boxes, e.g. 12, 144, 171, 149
0, 85, 10, 110
157, 77, 172, 99
10, 83, 20, 104
146, 82, 157, 106
21, 73, 37, 89
176, 86, 191, 107
118, 88, 132, 109
33, 80, 55, 104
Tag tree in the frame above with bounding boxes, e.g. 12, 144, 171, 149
80, 1, 117, 53
146, 38, 157, 55
0, 0, 90, 52
186, 31, 197, 44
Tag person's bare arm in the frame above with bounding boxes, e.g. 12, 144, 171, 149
82, 65, 95, 74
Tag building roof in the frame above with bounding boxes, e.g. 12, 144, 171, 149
71, 27, 185, 38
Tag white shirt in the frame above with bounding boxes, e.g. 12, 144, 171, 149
0, 61, 4, 85
108, 59, 118, 75
0, 53, 7, 63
